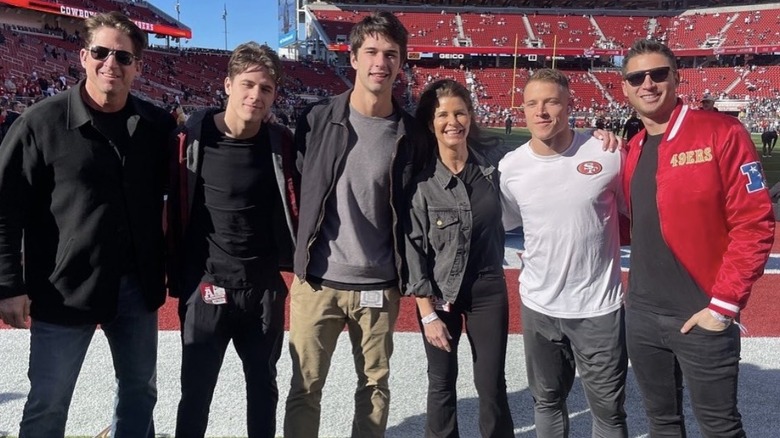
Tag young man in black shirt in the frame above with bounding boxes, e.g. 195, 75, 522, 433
621, 39, 773, 437
166, 42, 300, 438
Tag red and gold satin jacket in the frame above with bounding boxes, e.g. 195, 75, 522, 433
623, 100, 775, 317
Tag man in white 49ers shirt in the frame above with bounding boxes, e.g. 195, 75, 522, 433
499, 68, 628, 438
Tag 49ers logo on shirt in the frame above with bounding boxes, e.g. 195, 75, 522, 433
576, 161, 603, 175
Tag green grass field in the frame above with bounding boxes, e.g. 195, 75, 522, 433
488, 128, 780, 187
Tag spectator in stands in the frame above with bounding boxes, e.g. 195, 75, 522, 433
0, 11, 175, 438
404, 78, 514, 438
284, 12, 421, 438
622, 110, 644, 141
621, 39, 775, 437
700, 93, 718, 111
4, 75, 16, 96
0, 100, 21, 140
505, 113, 512, 134
168, 41, 300, 438
499, 68, 628, 438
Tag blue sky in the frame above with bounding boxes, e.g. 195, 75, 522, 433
154, 0, 281, 50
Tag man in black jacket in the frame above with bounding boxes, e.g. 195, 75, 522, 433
621, 110, 644, 142
761, 126, 778, 157
284, 12, 421, 438
167, 42, 300, 438
0, 12, 174, 438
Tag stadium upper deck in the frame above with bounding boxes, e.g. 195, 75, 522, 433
308, 2, 780, 56
2, 0, 780, 130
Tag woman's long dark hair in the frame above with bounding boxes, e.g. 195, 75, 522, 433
414, 79, 501, 162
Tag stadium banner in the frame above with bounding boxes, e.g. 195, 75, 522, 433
278, 0, 296, 47
715, 100, 750, 112
436, 53, 471, 60
0, 0, 191, 38
326, 42, 349, 51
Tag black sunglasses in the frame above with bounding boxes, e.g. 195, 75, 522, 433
623, 66, 672, 87
89, 46, 138, 66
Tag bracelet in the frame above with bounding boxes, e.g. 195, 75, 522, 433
421, 312, 439, 325
709, 309, 734, 326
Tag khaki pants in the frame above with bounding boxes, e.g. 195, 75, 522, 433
284, 279, 400, 438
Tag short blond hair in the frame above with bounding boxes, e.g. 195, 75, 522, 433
525, 68, 570, 92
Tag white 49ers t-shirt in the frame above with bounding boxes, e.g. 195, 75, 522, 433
499, 131, 626, 318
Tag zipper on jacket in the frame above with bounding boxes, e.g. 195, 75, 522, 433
108, 140, 126, 167
302, 121, 349, 281
389, 134, 405, 291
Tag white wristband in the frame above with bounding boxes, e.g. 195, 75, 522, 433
709, 309, 734, 326
421, 312, 439, 325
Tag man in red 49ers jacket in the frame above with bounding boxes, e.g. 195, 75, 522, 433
621, 39, 774, 437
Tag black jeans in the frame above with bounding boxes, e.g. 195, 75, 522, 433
175, 277, 286, 438
419, 274, 514, 438
626, 307, 745, 438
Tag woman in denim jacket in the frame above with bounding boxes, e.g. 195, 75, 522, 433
403, 79, 514, 437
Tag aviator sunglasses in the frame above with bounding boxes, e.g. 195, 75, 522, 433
89, 46, 138, 66
623, 66, 672, 87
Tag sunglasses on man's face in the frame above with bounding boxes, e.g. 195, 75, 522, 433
623, 66, 672, 87
89, 46, 138, 66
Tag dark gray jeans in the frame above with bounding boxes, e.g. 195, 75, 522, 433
522, 304, 628, 438
626, 307, 745, 438
20, 275, 157, 438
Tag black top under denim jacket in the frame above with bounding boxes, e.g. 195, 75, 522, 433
403, 146, 505, 303
292, 89, 425, 291
0, 81, 176, 324
165, 108, 301, 298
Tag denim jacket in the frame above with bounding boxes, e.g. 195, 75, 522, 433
403, 146, 500, 304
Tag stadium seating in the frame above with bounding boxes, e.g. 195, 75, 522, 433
590, 70, 626, 104
594, 16, 653, 49
63, 0, 182, 28
460, 13, 529, 48
677, 66, 744, 101
665, 12, 732, 50
562, 70, 611, 109
730, 66, 780, 99
5, 1, 780, 131
525, 14, 597, 49
723, 9, 780, 47
311, 10, 367, 44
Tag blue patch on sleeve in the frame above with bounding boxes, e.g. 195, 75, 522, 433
740, 161, 767, 193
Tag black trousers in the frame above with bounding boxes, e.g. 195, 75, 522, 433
762, 138, 776, 156
175, 277, 286, 438
419, 274, 514, 438
626, 307, 745, 438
